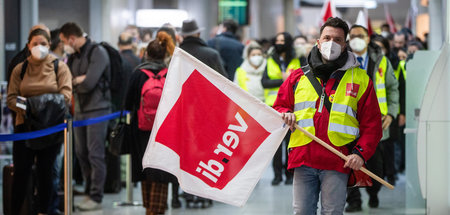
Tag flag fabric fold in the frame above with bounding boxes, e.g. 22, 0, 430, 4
319, 0, 337, 26
142, 47, 289, 207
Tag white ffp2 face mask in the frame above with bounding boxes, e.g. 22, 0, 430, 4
249, 55, 264, 67
31, 45, 49, 60
320, 41, 342, 61
349, 38, 367, 52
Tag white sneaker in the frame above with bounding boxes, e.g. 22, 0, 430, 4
75, 196, 90, 207
77, 199, 102, 211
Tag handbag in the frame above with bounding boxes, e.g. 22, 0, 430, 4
108, 111, 127, 156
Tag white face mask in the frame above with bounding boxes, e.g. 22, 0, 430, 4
381, 31, 390, 38
294, 44, 307, 57
64, 44, 75, 55
249, 55, 264, 67
31, 45, 49, 60
349, 38, 367, 52
320, 41, 341, 61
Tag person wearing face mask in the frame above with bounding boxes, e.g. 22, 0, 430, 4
293, 35, 312, 65
234, 41, 266, 101
7, 28, 72, 215
273, 17, 382, 214
345, 25, 399, 212
262, 32, 300, 186
59, 22, 111, 211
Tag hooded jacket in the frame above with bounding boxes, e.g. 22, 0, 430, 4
273, 48, 382, 174
234, 42, 266, 101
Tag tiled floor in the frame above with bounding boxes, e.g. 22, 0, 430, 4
68, 169, 417, 215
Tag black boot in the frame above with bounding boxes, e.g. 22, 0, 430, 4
345, 203, 362, 212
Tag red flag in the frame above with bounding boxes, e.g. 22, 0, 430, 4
367, 16, 373, 36
320, 0, 336, 26
384, 4, 397, 33
143, 48, 288, 206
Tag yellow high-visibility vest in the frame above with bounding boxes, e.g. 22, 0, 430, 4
289, 67, 370, 148
264, 57, 301, 106
394, 60, 406, 80
375, 56, 388, 115
235, 67, 248, 91
394, 60, 406, 114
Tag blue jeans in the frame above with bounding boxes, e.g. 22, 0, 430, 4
293, 166, 348, 215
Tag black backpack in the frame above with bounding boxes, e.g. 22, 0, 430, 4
86, 42, 126, 111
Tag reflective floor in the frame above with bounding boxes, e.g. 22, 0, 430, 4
70, 168, 414, 215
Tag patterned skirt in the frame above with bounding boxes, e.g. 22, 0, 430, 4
141, 180, 168, 214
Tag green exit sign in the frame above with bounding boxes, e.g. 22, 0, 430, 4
218, 0, 249, 25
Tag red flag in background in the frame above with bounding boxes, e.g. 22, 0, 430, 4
367, 16, 373, 36
405, 9, 412, 30
142, 48, 289, 207
320, 0, 336, 26
384, 4, 397, 33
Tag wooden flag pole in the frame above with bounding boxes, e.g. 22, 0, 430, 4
293, 124, 395, 190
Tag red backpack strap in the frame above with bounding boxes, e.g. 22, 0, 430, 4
140, 69, 154, 77
158, 68, 168, 77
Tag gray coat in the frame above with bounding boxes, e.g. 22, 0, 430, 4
367, 44, 399, 140
69, 39, 111, 113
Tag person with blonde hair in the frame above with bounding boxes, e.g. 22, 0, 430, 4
124, 31, 175, 215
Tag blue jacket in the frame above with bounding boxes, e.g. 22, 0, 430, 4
207, 32, 244, 80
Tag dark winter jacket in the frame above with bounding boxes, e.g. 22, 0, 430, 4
207, 32, 244, 80
180, 36, 228, 78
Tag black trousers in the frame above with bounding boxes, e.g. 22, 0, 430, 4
346, 139, 392, 205
272, 131, 292, 180
12, 125, 62, 214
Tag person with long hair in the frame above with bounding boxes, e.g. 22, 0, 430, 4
124, 31, 175, 215
7, 28, 72, 215
262, 32, 301, 186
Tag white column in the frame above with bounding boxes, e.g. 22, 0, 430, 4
284, 0, 295, 36
20, 0, 38, 47
89, 0, 103, 42
428, 0, 443, 50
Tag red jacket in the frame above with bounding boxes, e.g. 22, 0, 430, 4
273, 68, 382, 174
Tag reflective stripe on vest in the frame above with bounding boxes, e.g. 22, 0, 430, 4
288, 67, 370, 148
289, 75, 318, 147
235, 67, 248, 91
328, 67, 369, 146
375, 56, 388, 115
264, 57, 301, 106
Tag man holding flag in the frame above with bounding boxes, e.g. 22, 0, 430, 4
273, 17, 382, 214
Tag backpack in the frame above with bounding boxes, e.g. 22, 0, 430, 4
86, 42, 126, 111
137, 68, 167, 131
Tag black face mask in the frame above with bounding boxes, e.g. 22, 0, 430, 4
275, 44, 286, 53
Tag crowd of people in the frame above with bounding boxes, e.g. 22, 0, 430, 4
4, 14, 425, 215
